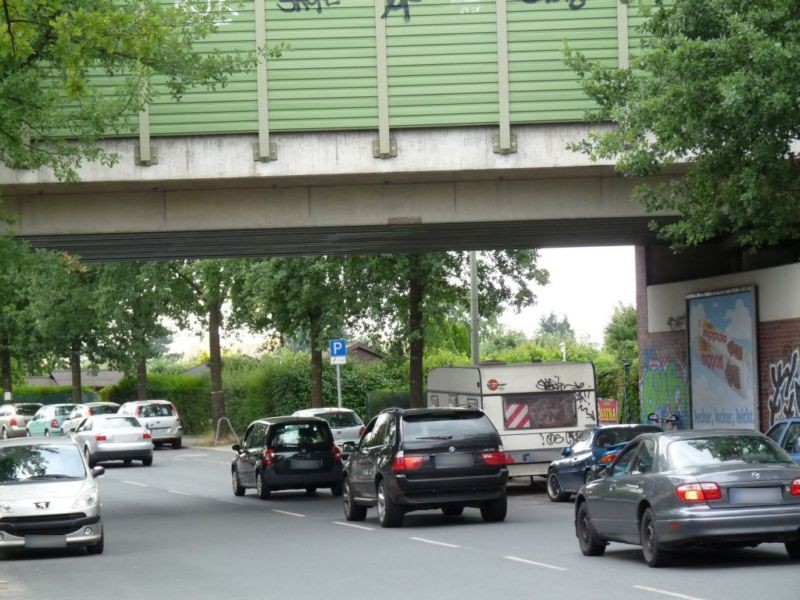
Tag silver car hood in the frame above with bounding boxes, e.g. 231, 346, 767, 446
1, 480, 95, 516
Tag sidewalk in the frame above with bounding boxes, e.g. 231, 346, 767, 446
183, 434, 237, 452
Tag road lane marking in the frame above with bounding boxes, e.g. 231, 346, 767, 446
633, 586, 707, 600
410, 537, 460, 548
216, 498, 247, 505
504, 556, 567, 571
167, 490, 193, 496
272, 509, 305, 517
333, 521, 375, 531
121, 480, 148, 487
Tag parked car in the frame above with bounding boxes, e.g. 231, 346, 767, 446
574, 429, 800, 567
547, 423, 662, 501
0, 403, 42, 439
26, 404, 75, 437
0, 437, 105, 554
231, 416, 343, 499
292, 407, 365, 458
61, 402, 121, 434
342, 407, 509, 528
766, 417, 800, 464
118, 400, 182, 449
71, 414, 154, 467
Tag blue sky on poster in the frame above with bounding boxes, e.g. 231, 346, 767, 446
168, 246, 637, 358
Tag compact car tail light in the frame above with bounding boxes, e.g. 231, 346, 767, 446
480, 451, 510, 466
172, 404, 180, 422
88, 407, 95, 415
95, 434, 107, 442
332, 444, 342, 463
391, 451, 424, 472
51, 419, 59, 429
8, 417, 16, 427
676, 482, 722, 502
790, 478, 800, 496
142, 431, 152, 440
358, 425, 366, 438
262, 447, 276, 466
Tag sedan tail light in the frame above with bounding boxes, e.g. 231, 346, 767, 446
481, 451, 510, 466
94, 434, 107, 442
676, 482, 722, 502
51, 419, 59, 429
142, 431, 152, 440
391, 451, 424, 472
8, 417, 17, 427
262, 447, 276, 466
332, 444, 342, 463
790, 478, 800, 496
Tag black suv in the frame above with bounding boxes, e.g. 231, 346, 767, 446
231, 417, 344, 498
341, 407, 509, 527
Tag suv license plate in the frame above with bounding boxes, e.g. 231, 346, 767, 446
435, 454, 474, 468
25, 535, 67, 549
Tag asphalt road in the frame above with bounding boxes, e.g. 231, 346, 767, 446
1, 444, 797, 600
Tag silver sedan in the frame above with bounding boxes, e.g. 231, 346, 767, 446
575, 430, 800, 567
72, 415, 154, 467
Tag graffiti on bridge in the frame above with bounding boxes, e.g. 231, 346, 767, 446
769, 348, 800, 425
277, 0, 340, 13
640, 348, 689, 430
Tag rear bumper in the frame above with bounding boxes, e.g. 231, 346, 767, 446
5, 425, 28, 438
262, 464, 343, 490
388, 471, 508, 506
93, 442, 153, 462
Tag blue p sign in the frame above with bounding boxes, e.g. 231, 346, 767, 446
329, 339, 347, 357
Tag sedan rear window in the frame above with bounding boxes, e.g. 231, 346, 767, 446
667, 436, 793, 469
270, 423, 332, 451
0, 444, 86, 483
317, 412, 363, 428
402, 412, 497, 439
14, 405, 40, 416
139, 404, 174, 417
101, 417, 141, 429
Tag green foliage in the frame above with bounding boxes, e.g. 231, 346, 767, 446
565, 0, 800, 249
105, 374, 211, 434
12, 385, 99, 404
603, 303, 638, 366
535, 312, 575, 344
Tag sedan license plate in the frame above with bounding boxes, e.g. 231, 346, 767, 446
729, 487, 782, 505
435, 453, 474, 468
291, 459, 322, 470
25, 535, 67, 549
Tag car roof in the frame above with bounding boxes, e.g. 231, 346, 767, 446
0, 437, 80, 448
250, 416, 329, 426
643, 429, 768, 442
771, 417, 800, 425
123, 399, 172, 405
382, 407, 485, 418
294, 407, 355, 414
83, 402, 119, 407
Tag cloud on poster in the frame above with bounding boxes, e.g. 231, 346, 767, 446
724, 299, 753, 342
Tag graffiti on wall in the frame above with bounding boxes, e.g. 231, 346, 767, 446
522, 0, 587, 10
278, 0, 340, 14
769, 349, 800, 425
175, 0, 239, 25
640, 347, 690, 430
535, 376, 596, 423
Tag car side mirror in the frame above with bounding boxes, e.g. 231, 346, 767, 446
91, 466, 105, 478
561, 447, 573, 457
232, 444, 241, 452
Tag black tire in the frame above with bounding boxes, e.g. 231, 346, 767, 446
142, 455, 153, 467
86, 531, 104, 555
480, 494, 507, 522
1, 427, 8, 440
547, 471, 570, 502
305, 486, 318, 495
576, 502, 606, 556
44, 430, 51, 437
84, 446, 96, 468
256, 471, 272, 499
26, 429, 31, 437
641, 507, 671, 567
376, 479, 403, 528
232, 469, 245, 496
124, 459, 132, 466
172, 438, 182, 450
442, 505, 464, 517
342, 478, 367, 522
330, 479, 343, 497
786, 541, 800, 560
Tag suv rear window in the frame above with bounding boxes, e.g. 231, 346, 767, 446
270, 422, 332, 451
402, 412, 497, 439
91, 405, 119, 415
15, 405, 40, 416
317, 411, 363, 428
139, 404, 174, 417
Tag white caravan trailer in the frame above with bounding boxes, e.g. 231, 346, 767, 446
427, 362, 598, 479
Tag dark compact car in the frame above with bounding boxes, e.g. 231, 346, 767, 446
766, 417, 800, 465
231, 417, 343, 499
574, 430, 800, 567
547, 424, 662, 501
341, 407, 509, 528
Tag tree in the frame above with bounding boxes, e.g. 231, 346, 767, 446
0, 0, 272, 180
535, 312, 575, 346
603, 303, 638, 366
232, 257, 356, 408
565, 0, 800, 250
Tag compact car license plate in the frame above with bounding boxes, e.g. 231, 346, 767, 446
435, 454, 474, 468
729, 487, 782, 504
291, 459, 321, 470
25, 535, 67, 549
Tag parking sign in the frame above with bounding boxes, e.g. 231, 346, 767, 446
329, 339, 347, 365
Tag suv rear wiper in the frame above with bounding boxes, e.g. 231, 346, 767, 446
414, 435, 453, 440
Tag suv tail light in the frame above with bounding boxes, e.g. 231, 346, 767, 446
481, 451, 510, 466
142, 431, 152, 440
676, 482, 722, 502
51, 419, 59, 429
358, 425, 366, 438
8, 417, 17, 427
790, 478, 800, 496
599, 453, 617, 464
392, 451, 424, 472
262, 447, 276, 466
95, 434, 107, 442
332, 444, 342, 463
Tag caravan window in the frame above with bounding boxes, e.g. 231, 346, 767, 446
502, 393, 578, 430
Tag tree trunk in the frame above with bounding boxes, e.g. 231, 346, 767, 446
310, 322, 323, 408
70, 341, 82, 403
136, 355, 148, 400
209, 299, 225, 425
408, 256, 425, 408
0, 340, 12, 397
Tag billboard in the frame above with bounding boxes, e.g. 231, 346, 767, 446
687, 287, 759, 429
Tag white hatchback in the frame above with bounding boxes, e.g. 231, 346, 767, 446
291, 408, 365, 458
118, 400, 182, 449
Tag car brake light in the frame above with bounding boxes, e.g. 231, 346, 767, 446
95, 434, 107, 442
51, 419, 59, 429
262, 447, 275, 466
332, 444, 342, 463
358, 425, 366, 437
791, 478, 800, 496
481, 451, 508, 466
88, 407, 94, 415
676, 482, 722, 502
143, 431, 152, 440
9, 417, 17, 427
391, 451, 424, 472
599, 453, 617, 464
172, 404, 180, 422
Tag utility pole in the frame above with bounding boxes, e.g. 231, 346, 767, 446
470, 251, 479, 366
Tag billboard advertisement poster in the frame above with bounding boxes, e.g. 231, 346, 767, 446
687, 287, 758, 429
597, 399, 618, 425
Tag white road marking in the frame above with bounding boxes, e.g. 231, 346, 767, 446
167, 490, 193, 496
504, 556, 568, 571
121, 480, 148, 487
272, 509, 305, 518
216, 498, 247, 505
333, 521, 375, 531
410, 537, 460, 548
633, 586, 707, 600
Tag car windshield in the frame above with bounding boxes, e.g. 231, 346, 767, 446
270, 422, 331, 451
0, 444, 86, 484
402, 412, 496, 439
667, 436, 793, 469
140, 404, 174, 417
100, 417, 141, 429
317, 411, 362, 428
14, 405, 40, 416
593, 426, 661, 449
91, 405, 119, 415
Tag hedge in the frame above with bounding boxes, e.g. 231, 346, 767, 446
11, 385, 100, 405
